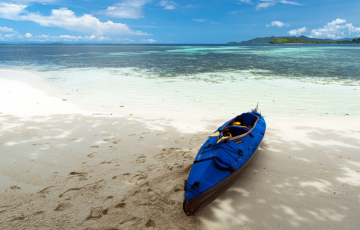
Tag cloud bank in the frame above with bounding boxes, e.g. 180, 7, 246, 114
310, 18, 360, 39
286, 19, 360, 39
0, 32, 112, 42
0, 3, 150, 35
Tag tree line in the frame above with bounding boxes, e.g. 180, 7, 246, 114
269, 37, 360, 44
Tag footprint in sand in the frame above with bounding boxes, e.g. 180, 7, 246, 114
10, 185, 21, 189
32, 142, 50, 146
54, 202, 72, 211
109, 146, 118, 151
130, 173, 148, 185
165, 163, 184, 171
115, 202, 126, 209
59, 179, 106, 198
90, 145, 99, 148
68, 138, 80, 141
147, 165, 156, 171
68, 171, 88, 180
138, 137, 144, 142
113, 140, 121, 144
87, 152, 96, 158
145, 219, 156, 228
119, 216, 137, 225
111, 173, 131, 180
103, 138, 116, 142
86, 207, 104, 219
147, 189, 158, 202
136, 156, 146, 163
38, 186, 56, 194
128, 134, 136, 136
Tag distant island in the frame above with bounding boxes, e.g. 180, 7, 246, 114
269, 37, 360, 44
228, 36, 360, 44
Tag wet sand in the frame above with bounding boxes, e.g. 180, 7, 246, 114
1, 69, 360, 229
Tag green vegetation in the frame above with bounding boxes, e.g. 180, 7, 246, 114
352, 37, 360, 43
228, 36, 360, 44
269, 37, 360, 44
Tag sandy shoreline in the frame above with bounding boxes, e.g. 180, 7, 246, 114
1, 69, 360, 229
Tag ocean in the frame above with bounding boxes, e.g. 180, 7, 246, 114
1, 44, 359, 117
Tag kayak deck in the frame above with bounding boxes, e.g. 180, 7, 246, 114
183, 111, 266, 215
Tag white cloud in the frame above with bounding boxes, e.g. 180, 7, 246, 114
310, 18, 360, 39
0, 3, 151, 35
95, 0, 151, 19
288, 27, 307, 35
238, 0, 252, 4
4, 33, 15, 38
266, 21, 289, 27
256, 0, 301, 10
18, 33, 112, 42
0, 3, 27, 19
142, 38, 156, 43
193, 18, 206, 22
158, 0, 177, 10
0, 26, 14, 32
25, 32, 32, 37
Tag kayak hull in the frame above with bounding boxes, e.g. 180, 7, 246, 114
183, 111, 266, 216
183, 147, 259, 216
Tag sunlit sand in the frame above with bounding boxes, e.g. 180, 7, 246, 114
1, 69, 359, 229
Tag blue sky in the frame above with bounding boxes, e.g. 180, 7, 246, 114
0, 0, 359, 43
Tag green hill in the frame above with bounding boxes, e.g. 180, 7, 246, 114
228, 36, 356, 44
269, 37, 360, 44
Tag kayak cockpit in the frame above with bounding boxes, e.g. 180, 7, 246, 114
217, 112, 259, 144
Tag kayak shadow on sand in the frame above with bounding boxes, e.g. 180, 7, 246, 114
196, 118, 360, 229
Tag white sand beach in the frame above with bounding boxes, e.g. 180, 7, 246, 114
1, 69, 360, 229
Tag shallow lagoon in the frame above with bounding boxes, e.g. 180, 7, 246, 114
1, 44, 359, 117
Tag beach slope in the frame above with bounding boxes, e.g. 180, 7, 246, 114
1, 69, 360, 229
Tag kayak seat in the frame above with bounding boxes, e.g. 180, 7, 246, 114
229, 126, 248, 137
241, 113, 255, 126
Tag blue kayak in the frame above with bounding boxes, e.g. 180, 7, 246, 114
183, 109, 266, 215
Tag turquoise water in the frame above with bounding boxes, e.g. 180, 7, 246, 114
0, 44, 359, 82
1, 44, 359, 117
